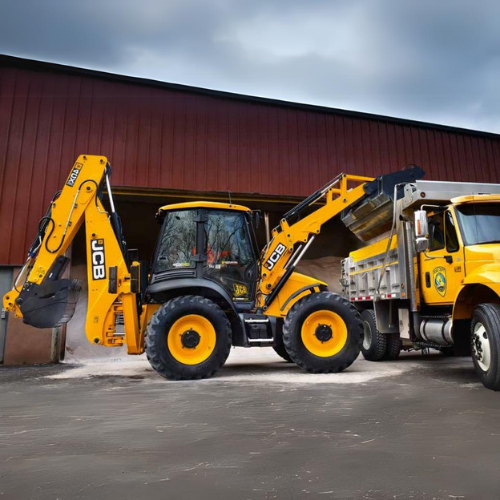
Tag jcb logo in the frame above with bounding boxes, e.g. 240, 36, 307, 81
66, 163, 83, 187
91, 239, 106, 280
233, 283, 248, 297
264, 243, 286, 270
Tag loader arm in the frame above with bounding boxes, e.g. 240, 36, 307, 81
258, 174, 373, 310
2, 155, 143, 354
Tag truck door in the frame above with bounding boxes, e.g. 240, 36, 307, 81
419, 209, 465, 305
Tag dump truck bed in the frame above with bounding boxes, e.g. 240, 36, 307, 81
341, 236, 404, 302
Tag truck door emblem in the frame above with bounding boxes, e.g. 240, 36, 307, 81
433, 266, 446, 297
264, 243, 286, 270
91, 239, 106, 280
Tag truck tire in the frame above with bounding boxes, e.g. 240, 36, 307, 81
283, 291, 362, 373
273, 321, 292, 362
384, 333, 402, 360
360, 309, 387, 361
471, 304, 500, 391
145, 295, 232, 380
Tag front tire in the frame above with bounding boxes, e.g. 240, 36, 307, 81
145, 295, 232, 380
471, 304, 500, 391
283, 291, 362, 373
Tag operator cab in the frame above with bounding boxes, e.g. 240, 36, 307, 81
151, 201, 260, 310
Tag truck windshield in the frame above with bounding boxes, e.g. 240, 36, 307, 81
455, 203, 500, 246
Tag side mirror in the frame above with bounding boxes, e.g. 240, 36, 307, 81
414, 210, 429, 253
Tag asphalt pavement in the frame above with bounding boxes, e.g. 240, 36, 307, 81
1, 350, 499, 500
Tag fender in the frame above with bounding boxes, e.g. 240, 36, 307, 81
453, 273, 500, 321
461, 264, 500, 288
146, 277, 246, 342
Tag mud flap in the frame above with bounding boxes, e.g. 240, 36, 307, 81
17, 279, 82, 328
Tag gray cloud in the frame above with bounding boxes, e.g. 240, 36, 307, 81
1, 0, 499, 132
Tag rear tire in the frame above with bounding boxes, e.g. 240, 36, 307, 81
471, 304, 500, 391
283, 291, 362, 373
360, 309, 387, 361
384, 333, 402, 360
145, 295, 231, 380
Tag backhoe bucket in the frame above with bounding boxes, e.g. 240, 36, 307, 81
17, 279, 82, 329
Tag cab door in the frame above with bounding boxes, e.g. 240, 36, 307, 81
419, 209, 465, 305
203, 210, 258, 308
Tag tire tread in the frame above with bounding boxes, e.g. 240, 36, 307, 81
282, 291, 362, 373
145, 295, 231, 381
360, 309, 387, 361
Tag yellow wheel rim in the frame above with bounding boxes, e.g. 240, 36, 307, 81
167, 314, 216, 365
301, 310, 348, 357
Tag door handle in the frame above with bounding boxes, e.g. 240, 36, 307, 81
444, 255, 453, 264
425, 272, 431, 288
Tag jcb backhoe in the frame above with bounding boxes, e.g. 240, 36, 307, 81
3, 155, 422, 380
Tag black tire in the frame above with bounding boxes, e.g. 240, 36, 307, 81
283, 291, 362, 373
471, 304, 500, 391
145, 295, 232, 381
384, 333, 402, 360
273, 320, 293, 362
360, 309, 387, 361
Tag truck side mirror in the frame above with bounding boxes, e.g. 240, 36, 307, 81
414, 210, 429, 253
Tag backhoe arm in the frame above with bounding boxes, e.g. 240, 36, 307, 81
258, 174, 373, 309
3, 155, 143, 354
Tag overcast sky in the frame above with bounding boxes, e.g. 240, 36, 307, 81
1, 0, 499, 133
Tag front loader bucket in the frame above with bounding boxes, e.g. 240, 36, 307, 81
17, 279, 82, 329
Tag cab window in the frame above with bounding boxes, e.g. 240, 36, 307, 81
155, 210, 197, 272
445, 211, 459, 252
428, 210, 459, 253
428, 213, 445, 251
203, 210, 256, 301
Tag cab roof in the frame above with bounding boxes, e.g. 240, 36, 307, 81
451, 194, 500, 205
158, 201, 251, 214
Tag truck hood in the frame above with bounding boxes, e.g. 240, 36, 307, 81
465, 244, 500, 263
464, 245, 500, 285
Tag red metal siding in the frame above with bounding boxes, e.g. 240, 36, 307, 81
1, 64, 500, 265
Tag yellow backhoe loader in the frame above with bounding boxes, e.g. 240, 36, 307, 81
3, 155, 423, 380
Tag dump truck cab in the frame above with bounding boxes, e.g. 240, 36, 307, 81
341, 176, 500, 390
421, 196, 500, 310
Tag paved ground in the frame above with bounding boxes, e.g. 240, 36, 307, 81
1, 349, 500, 500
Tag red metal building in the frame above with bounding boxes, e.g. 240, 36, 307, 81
2, 55, 500, 267
1, 54, 500, 363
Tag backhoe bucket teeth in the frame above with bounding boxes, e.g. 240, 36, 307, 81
17, 279, 82, 329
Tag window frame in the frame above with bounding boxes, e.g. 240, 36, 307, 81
153, 208, 198, 273
445, 210, 460, 253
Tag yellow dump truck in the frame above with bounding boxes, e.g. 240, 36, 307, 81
341, 168, 500, 390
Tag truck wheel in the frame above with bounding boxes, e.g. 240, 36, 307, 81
273, 321, 292, 362
471, 304, 500, 391
283, 291, 362, 373
360, 309, 387, 361
145, 295, 232, 380
384, 333, 402, 360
